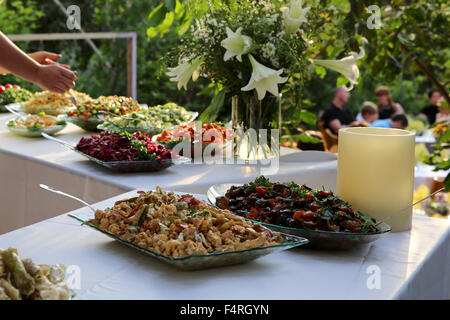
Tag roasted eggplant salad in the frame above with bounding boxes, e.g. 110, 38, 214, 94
215, 176, 379, 233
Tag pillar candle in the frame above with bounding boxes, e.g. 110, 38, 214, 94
337, 127, 415, 232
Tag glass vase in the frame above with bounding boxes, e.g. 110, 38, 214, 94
231, 91, 281, 160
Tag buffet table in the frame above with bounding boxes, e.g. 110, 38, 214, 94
1, 112, 449, 300
0, 113, 337, 234
0, 190, 449, 300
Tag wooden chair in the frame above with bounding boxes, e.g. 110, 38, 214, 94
318, 121, 338, 153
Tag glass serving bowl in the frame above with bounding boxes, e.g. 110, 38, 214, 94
7, 102, 73, 116
60, 115, 105, 132
207, 183, 392, 250
71, 145, 190, 172
6, 115, 66, 137
96, 111, 199, 136
68, 210, 309, 271
40, 133, 191, 173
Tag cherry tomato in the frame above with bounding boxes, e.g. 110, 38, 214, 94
305, 194, 315, 200
4, 84, 12, 89
12, 85, 20, 89
293, 210, 304, 220
255, 186, 267, 196
318, 191, 331, 197
0, 85, 5, 93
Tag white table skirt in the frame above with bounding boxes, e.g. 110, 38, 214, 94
0, 190, 448, 300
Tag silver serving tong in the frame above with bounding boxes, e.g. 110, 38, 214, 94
375, 187, 445, 226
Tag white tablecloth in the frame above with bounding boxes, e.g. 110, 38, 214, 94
0, 114, 337, 234
0, 190, 448, 300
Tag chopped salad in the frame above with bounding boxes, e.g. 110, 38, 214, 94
67, 95, 141, 119
89, 187, 284, 259
157, 122, 232, 144
22, 89, 90, 115
75, 131, 172, 163
7, 112, 65, 129
0, 87, 33, 106
216, 176, 379, 233
100, 102, 192, 132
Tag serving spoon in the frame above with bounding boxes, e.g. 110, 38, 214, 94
39, 184, 96, 213
69, 96, 82, 113
4, 104, 27, 120
375, 187, 445, 226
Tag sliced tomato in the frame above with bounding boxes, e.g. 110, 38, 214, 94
178, 196, 200, 206
302, 211, 315, 220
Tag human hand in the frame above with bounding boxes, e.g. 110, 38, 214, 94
28, 51, 71, 69
349, 121, 369, 128
35, 64, 77, 94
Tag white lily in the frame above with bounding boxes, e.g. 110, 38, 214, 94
221, 27, 253, 62
166, 57, 203, 90
281, 0, 310, 35
311, 47, 365, 90
241, 54, 288, 100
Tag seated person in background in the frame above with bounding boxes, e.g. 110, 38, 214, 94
371, 114, 409, 130
320, 87, 354, 135
419, 89, 442, 124
375, 86, 405, 119
435, 96, 450, 123
356, 101, 378, 124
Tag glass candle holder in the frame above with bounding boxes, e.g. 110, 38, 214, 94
337, 127, 415, 232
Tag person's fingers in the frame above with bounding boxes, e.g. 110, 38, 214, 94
57, 76, 74, 91
42, 51, 62, 61
50, 85, 66, 94
46, 59, 71, 69
59, 68, 76, 81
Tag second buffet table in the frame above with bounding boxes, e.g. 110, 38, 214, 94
0, 113, 338, 234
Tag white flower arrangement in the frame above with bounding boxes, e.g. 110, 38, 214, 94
166, 0, 364, 101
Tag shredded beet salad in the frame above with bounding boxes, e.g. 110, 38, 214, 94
75, 131, 172, 163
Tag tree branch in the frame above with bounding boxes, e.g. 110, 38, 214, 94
400, 43, 450, 105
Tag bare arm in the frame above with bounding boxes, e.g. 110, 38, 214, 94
0, 32, 40, 81
0, 32, 76, 93
394, 103, 405, 114
0, 51, 70, 74
328, 119, 343, 134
